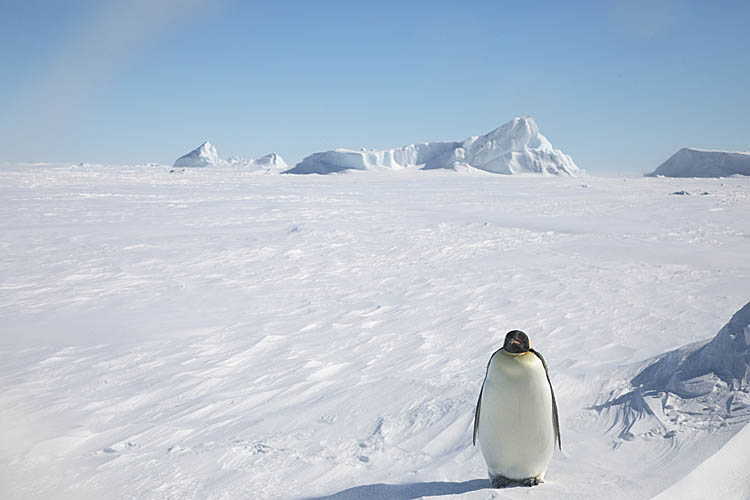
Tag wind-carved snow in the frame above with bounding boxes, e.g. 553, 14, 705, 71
174, 141, 287, 172
594, 302, 750, 444
286, 116, 581, 176
649, 148, 750, 178
650, 421, 750, 500
2, 165, 750, 500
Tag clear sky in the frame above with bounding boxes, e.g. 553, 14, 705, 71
1, 0, 748, 174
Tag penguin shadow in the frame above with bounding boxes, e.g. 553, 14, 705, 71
302, 478, 489, 500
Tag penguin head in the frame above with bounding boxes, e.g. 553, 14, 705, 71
503, 330, 530, 354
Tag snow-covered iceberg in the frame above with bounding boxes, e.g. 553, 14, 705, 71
248, 152, 288, 171
649, 148, 750, 177
285, 116, 581, 176
226, 152, 288, 172
174, 141, 222, 168
174, 142, 287, 172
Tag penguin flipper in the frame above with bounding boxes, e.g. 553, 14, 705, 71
474, 349, 501, 446
473, 380, 484, 446
530, 348, 561, 450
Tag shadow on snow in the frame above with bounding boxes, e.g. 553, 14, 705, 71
303, 478, 489, 500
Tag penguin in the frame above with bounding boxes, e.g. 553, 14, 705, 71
473, 330, 561, 488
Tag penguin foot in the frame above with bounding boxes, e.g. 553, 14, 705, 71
522, 476, 543, 487
489, 474, 513, 488
489, 473, 544, 488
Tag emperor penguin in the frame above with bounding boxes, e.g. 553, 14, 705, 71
473, 330, 561, 488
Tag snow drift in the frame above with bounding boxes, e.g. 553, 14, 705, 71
596, 302, 750, 441
174, 142, 287, 172
631, 301, 750, 397
649, 421, 750, 500
649, 148, 750, 178
286, 116, 581, 176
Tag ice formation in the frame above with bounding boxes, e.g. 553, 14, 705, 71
632, 301, 750, 397
286, 116, 581, 176
174, 142, 287, 171
248, 152, 288, 171
174, 141, 221, 168
649, 148, 750, 177
595, 302, 750, 441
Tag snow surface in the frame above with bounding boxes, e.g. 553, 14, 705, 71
174, 141, 287, 172
592, 300, 750, 460
633, 301, 750, 396
287, 117, 580, 176
649, 148, 750, 178
651, 422, 750, 500
2, 164, 750, 500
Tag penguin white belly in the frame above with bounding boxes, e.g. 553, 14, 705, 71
477, 351, 554, 480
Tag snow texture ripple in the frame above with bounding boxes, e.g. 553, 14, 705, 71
1, 164, 749, 500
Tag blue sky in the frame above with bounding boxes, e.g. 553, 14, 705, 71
1, 0, 748, 174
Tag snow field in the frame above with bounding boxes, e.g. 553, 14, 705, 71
1, 164, 749, 499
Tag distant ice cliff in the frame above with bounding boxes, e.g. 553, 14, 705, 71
649, 148, 750, 178
286, 116, 581, 176
173, 141, 287, 172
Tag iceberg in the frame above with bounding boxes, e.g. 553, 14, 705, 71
286, 116, 581, 176
649, 148, 750, 177
174, 142, 287, 172
174, 141, 221, 168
